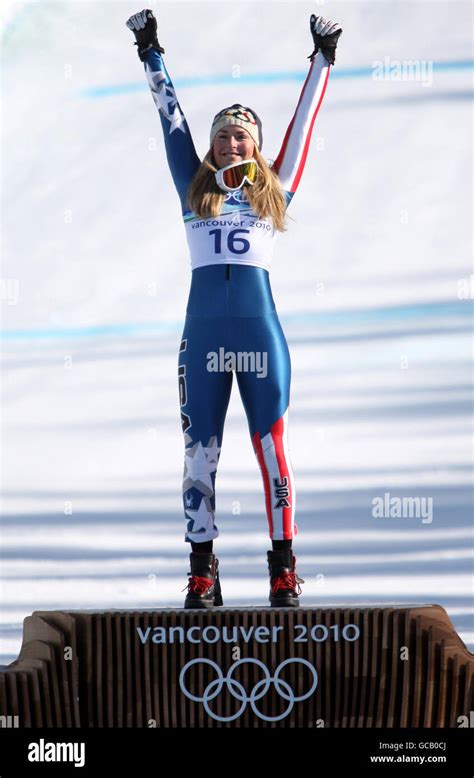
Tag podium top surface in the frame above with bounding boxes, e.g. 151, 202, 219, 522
31, 603, 442, 615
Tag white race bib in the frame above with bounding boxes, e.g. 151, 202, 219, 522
183, 191, 278, 271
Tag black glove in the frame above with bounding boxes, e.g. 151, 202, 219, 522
308, 14, 342, 65
126, 9, 165, 61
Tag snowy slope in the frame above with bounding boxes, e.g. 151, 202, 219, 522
1, 1, 472, 664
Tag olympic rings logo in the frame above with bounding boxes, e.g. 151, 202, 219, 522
179, 657, 318, 722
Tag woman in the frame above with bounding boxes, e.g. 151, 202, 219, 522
126, 9, 342, 609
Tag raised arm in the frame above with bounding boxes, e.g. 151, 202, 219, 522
273, 15, 342, 202
126, 10, 201, 213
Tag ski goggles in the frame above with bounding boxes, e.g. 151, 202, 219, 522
215, 158, 259, 193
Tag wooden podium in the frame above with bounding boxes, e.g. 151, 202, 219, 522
1, 605, 472, 728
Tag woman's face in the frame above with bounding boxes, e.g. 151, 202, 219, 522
212, 125, 255, 168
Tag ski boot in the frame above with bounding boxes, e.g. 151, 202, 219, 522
182, 552, 223, 609
267, 548, 304, 607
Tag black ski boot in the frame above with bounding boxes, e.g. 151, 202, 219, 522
182, 552, 223, 609
267, 549, 304, 607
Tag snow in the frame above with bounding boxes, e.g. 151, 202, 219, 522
0, 1, 472, 664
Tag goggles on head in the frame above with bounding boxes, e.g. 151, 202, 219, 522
215, 158, 259, 193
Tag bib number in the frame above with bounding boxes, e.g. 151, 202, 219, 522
209, 228, 250, 255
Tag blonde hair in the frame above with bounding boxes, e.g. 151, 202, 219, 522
187, 144, 288, 233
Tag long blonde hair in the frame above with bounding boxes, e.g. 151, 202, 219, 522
187, 144, 288, 233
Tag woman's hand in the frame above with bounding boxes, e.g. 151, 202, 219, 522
126, 9, 165, 60
308, 14, 342, 65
